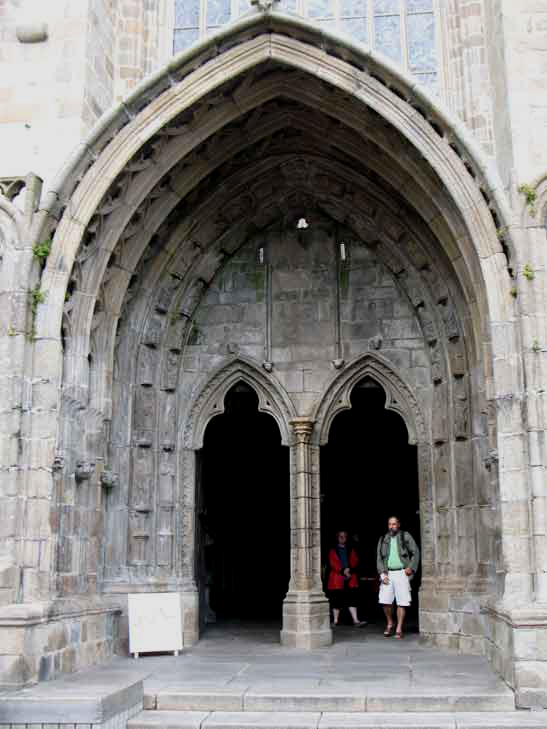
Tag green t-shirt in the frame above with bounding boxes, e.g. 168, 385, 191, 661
387, 535, 404, 569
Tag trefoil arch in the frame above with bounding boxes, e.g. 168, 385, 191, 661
312, 352, 427, 447
179, 355, 297, 450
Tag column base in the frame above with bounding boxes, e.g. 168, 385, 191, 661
484, 600, 547, 709
280, 589, 332, 648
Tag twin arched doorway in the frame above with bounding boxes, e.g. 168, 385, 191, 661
196, 373, 419, 631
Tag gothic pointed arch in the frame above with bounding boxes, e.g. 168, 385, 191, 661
313, 352, 426, 447
24, 7, 537, 675
180, 355, 297, 450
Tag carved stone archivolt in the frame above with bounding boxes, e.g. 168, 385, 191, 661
38, 16, 514, 629
313, 352, 427, 447
180, 356, 297, 450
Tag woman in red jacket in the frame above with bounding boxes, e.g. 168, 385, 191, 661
328, 530, 365, 627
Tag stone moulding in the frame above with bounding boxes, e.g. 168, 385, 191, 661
180, 355, 297, 450
313, 351, 426, 446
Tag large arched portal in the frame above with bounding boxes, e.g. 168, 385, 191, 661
27, 6, 532, 691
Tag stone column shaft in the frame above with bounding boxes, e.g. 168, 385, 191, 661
281, 418, 331, 648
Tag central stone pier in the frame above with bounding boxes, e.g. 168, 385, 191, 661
281, 418, 332, 649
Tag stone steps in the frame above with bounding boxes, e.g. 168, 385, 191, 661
129, 710, 547, 729
144, 688, 516, 713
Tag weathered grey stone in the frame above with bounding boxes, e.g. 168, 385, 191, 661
0, 2, 545, 705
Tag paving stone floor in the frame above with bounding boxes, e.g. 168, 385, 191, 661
7, 621, 547, 728
139, 621, 512, 702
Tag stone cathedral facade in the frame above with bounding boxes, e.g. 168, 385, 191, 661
0, 0, 546, 709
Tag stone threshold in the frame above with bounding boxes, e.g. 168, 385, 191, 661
146, 687, 515, 713
129, 709, 547, 729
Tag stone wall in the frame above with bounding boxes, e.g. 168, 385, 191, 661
83, 0, 115, 130
0, 0, 166, 189
0, 5, 545, 704
492, 0, 547, 186
440, 0, 496, 157
113, 0, 165, 102
0, 1, 524, 191
0, 603, 119, 688
0, 2, 91, 187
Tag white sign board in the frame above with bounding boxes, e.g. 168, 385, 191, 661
128, 592, 183, 656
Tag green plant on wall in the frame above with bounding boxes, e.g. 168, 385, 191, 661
32, 238, 52, 266
523, 264, 535, 281
518, 184, 537, 216
27, 286, 47, 341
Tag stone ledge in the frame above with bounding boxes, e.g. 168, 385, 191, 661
484, 602, 547, 628
0, 662, 147, 724
128, 710, 547, 729
0, 602, 50, 627
148, 687, 515, 714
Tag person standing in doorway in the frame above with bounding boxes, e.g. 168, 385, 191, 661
377, 516, 420, 639
328, 530, 366, 627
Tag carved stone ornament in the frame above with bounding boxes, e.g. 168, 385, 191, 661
250, 0, 280, 10
484, 449, 499, 471
100, 468, 118, 489
16, 22, 48, 43
368, 335, 383, 351
0, 177, 26, 201
52, 454, 65, 472
75, 460, 94, 483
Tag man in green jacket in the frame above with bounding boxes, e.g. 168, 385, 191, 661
376, 516, 420, 639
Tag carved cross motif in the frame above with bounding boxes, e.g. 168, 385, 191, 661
250, 0, 280, 10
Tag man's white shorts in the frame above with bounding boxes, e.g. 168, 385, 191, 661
379, 570, 412, 607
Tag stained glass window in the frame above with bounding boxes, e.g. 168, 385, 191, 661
173, 0, 439, 94
206, 0, 231, 33
406, 9, 436, 72
173, 0, 199, 53
375, 16, 402, 63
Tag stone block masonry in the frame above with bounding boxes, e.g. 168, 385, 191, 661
0, 603, 120, 688
0, 1, 546, 711
0, 662, 144, 728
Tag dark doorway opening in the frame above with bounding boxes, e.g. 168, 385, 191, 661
320, 378, 420, 626
199, 382, 290, 623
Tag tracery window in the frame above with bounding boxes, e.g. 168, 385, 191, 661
173, 0, 438, 93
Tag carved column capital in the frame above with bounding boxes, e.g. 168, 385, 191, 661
289, 417, 315, 444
